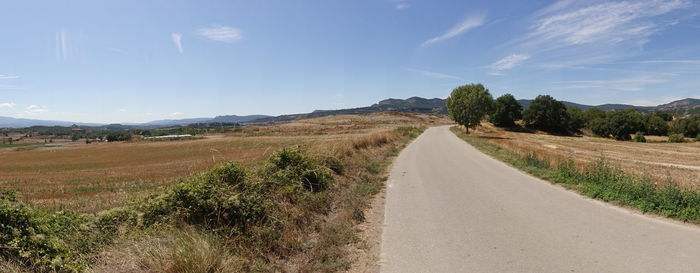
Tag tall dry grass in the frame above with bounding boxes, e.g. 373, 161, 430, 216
93, 226, 239, 273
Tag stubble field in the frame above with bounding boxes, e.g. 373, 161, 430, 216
469, 123, 700, 187
0, 112, 447, 212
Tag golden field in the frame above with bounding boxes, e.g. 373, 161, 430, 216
469, 123, 700, 187
0, 112, 448, 212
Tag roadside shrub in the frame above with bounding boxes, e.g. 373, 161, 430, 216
633, 132, 646, 143
0, 191, 88, 272
696, 134, 700, 142
668, 133, 686, 143
204, 161, 247, 185
266, 147, 333, 192
141, 162, 265, 232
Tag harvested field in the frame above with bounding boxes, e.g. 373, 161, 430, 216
0, 112, 447, 212
469, 123, 700, 187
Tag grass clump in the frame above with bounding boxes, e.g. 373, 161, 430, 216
451, 126, 700, 223
633, 132, 646, 142
94, 226, 239, 273
668, 133, 686, 143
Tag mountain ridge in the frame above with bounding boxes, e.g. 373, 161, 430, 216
1, 97, 699, 128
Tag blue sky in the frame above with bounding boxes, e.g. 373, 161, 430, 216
0, 0, 699, 123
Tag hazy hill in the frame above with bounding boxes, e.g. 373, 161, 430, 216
2, 97, 699, 128
208, 115, 272, 123
141, 118, 213, 127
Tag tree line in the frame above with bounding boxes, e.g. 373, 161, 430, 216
446, 83, 700, 142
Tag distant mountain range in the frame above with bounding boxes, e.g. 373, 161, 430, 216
1, 97, 699, 128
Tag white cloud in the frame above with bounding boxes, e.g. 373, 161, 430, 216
406, 68, 463, 80
489, 54, 531, 75
196, 25, 243, 43
393, 0, 409, 9
551, 76, 668, 91
0, 74, 19, 80
422, 13, 486, 46
56, 30, 68, 61
18, 105, 49, 117
0, 102, 16, 108
171, 112, 184, 117
171, 33, 183, 54
526, 0, 689, 49
118, 108, 127, 112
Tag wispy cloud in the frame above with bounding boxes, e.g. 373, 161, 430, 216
170, 112, 184, 118
422, 13, 486, 46
639, 60, 700, 64
196, 25, 243, 43
526, 0, 689, 49
625, 96, 688, 106
17, 105, 49, 117
56, 30, 68, 61
406, 68, 463, 80
0, 102, 16, 109
489, 54, 530, 75
392, 0, 409, 10
551, 76, 668, 91
171, 33, 183, 54
0, 74, 19, 80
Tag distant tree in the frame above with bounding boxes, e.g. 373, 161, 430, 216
71, 134, 80, 142
670, 114, 700, 137
606, 109, 644, 141
566, 107, 585, 132
522, 95, 570, 133
106, 132, 132, 142
643, 113, 669, 136
653, 111, 674, 122
490, 94, 522, 127
446, 83, 494, 133
582, 108, 606, 127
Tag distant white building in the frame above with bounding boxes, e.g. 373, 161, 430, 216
143, 134, 193, 140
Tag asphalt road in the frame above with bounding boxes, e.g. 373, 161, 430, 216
380, 125, 700, 273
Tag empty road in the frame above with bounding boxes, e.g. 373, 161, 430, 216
381, 125, 700, 273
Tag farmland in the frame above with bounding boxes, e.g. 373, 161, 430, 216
0, 112, 446, 213
467, 123, 700, 187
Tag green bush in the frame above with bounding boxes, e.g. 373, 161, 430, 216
633, 132, 646, 143
266, 148, 333, 192
668, 133, 686, 143
141, 162, 265, 232
204, 161, 247, 185
0, 191, 88, 272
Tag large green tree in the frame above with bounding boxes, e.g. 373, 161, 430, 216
489, 93, 522, 127
522, 95, 570, 133
446, 83, 494, 133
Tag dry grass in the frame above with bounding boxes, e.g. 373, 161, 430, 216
468, 123, 700, 187
0, 112, 447, 213
92, 226, 240, 273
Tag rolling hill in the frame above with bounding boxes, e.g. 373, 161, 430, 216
2, 97, 699, 128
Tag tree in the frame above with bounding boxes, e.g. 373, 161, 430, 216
566, 107, 585, 132
490, 93, 522, 127
522, 95, 570, 133
446, 83, 494, 133
643, 113, 669, 136
606, 109, 644, 140
583, 108, 606, 127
